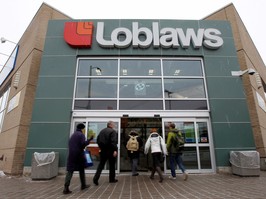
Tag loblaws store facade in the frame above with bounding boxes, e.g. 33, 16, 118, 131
0, 3, 265, 175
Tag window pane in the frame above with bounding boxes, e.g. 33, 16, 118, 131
78, 59, 118, 76
197, 122, 209, 143
76, 78, 117, 98
183, 147, 198, 169
74, 100, 117, 110
120, 59, 161, 76
199, 147, 211, 169
119, 100, 163, 110
120, 78, 162, 98
164, 79, 206, 98
165, 100, 207, 110
173, 122, 195, 143
163, 60, 203, 76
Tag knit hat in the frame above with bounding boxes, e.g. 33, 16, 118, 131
77, 123, 85, 130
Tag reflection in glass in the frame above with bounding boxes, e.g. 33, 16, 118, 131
74, 100, 117, 110
165, 100, 208, 110
166, 147, 199, 170
120, 78, 162, 98
197, 122, 209, 143
199, 147, 211, 169
163, 60, 203, 76
78, 59, 118, 76
85, 121, 118, 171
164, 79, 206, 98
75, 78, 117, 98
120, 59, 161, 76
119, 100, 163, 110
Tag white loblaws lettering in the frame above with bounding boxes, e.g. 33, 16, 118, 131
96, 22, 223, 49
176, 28, 204, 48
203, 28, 223, 49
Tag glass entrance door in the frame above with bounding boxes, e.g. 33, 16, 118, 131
72, 118, 120, 174
163, 118, 215, 173
120, 117, 162, 172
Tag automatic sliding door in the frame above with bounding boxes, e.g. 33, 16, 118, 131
72, 118, 120, 174
163, 118, 214, 173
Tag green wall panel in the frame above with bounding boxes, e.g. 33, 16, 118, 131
204, 57, 240, 76
31, 99, 72, 122
35, 77, 75, 98
212, 123, 255, 148
39, 56, 76, 76
209, 99, 251, 122
206, 77, 245, 98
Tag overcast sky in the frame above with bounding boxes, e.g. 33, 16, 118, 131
0, 0, 265, 67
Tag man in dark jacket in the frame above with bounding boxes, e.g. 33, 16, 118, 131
126, 130, 143, 176
63, 123, 93, 194
93, 121, 118, 185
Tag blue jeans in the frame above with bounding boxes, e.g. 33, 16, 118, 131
169, 153, 186, 177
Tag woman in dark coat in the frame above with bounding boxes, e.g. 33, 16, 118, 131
63, 123, 93, 194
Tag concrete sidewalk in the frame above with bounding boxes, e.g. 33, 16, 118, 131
1, 171, 266, 199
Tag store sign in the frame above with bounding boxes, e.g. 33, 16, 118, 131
64, 21, 223, 49
64, 22, 94, 48
96, 22, 223, 49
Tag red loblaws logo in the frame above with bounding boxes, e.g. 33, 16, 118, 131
64, 21, 94, 48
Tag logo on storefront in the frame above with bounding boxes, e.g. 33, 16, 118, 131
64, 22, 94, 48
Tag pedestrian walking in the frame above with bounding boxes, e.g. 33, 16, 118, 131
144, 128, 167, 183
166, 123, 188, 180
63, 123, 93, 194
93, 121, 118, 185
126, 130, 143, 176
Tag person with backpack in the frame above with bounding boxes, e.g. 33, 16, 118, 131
166, 123, 188, 181
144, 128, 167, 183
126, 130, 143, 176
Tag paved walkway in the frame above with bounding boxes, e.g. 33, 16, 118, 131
1, 171, 266, 199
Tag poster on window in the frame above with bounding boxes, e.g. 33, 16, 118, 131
135, 81, 146, 96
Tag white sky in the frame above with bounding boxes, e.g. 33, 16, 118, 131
0, 0, 265, 67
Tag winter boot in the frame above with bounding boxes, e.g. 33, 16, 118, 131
63, 186, 72, 194
156, 166, 164, 183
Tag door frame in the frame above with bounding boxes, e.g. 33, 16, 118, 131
162, 117, 216, 173
72, 117, 121, 174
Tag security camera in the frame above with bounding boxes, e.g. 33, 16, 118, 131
248, 69, 256, 75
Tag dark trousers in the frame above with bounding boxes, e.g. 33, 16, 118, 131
64, 169, 86, 188
93, 150, 116, 182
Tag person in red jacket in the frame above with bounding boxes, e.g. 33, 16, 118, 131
63, 123, 93, 194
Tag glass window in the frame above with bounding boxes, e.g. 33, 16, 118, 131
0, 87, 10, 132
165, 100, 208, 110
76, 78, 117, 98
78, 59, 118, 76
199, 147, 211, 169
163, 60, 203, 76
119, 78, 162, 98
164, 79, 206, 98
197, 122, 209, 143
74, 100, 117, 110
182, 147, 198, 169
120, 59, 161, 76
74, 58, 207, 111
119, 100, 163, 110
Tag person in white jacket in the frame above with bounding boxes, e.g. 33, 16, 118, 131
144, 128, 167, 183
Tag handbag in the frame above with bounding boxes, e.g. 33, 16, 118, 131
84, 150, 93, 167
